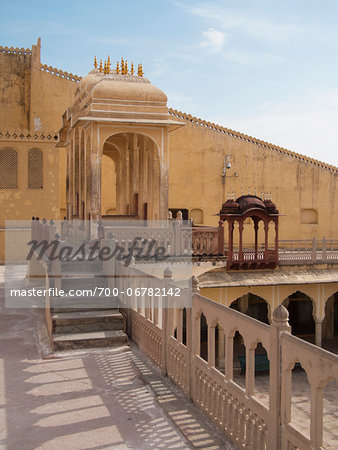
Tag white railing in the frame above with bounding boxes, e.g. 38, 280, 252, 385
279, 238, 338, 264
116, 262, 338, 449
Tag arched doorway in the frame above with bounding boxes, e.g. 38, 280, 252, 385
101, 132, 160, 220
282, 291, 315, 341
230, 293, 270, 324
323, 292, 338, 354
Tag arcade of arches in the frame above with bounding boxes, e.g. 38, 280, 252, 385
200, 286, 338, 351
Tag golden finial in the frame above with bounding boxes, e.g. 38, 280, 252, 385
125, 60, 128, 75
99, 59, 103, 73
107, 55, 111, 73
138, 63, 144, 77
116, 61, 120, 74
104, 60, 107, 74
131, 62, 134, 75
94, 56, 97, 69
121, 57, 125, 75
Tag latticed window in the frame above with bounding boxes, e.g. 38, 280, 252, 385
0, 148, 18, 189
28, 148, 43, 189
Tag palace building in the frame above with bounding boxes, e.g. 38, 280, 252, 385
1, 38, 338, 449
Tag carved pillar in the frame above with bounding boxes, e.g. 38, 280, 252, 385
315, 319, 323, 347
246, 345, 255, 396
227, 220, 234, 261
90, 143, 102, 222
143, 147, 148, 215
208, 325, 215, 367
310, 384, 325, 448
264, 220, 269, 259
238, 220, 244, 263
132, 134, 139, 198
125, 146, 130, 214
225, 335, 233, 380
254, 218, 259, 257
218, 220, 224, 255
270, 305, 291, 450
177, 308, 183, 343
274, 218, 279, 261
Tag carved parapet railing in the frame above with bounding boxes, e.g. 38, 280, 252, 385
168, 108, 338, 174
191, 226, 222, 255
0, 45, 31, 55
40, 63, 82, 83
279, 238, 338, 265
118, 263, 337, 449
227, 249, 278, 270
280, 333, 338, 449
129, 309, 162, 367
0, 129, 58, 142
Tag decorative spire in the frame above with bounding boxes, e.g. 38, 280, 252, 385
103, 60, 107, 74
138, 63, 144, 77
99, 59, 103, 73
125, 60, 128, 75
107, 55, 111, 73
131, 62, 134, 75
116, 61, 120, 74
121, 57, 125, 74
94, 56, 97, 69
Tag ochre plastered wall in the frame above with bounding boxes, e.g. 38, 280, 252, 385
0, 139, 60, 261
0, 48, 31, 130
168, 116, 338, 240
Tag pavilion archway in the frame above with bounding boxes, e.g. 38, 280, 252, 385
101, 132, 161, 221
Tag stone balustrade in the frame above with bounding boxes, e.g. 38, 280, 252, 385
116, 262, 338, 449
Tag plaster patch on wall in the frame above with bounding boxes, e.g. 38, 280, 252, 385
33, 117, 42, 131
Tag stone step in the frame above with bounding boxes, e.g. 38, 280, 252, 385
61, 260, 102, 274
51, 296, 120, 311
53, 329, 128, 351
61, 276, 107, 291
52, 309, 124, 333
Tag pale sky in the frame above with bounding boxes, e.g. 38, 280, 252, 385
1, 0, 338, 166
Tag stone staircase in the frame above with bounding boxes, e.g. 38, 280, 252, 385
50, 258, 128, 351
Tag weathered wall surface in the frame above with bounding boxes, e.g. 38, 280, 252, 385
0, 138, 60, 262
168, 111, 338, 240
30, 68, 78, 132
0, 39, 78, 255
0, 47, 31, 130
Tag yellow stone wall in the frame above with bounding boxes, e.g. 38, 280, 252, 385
168, 111, 338, 241
0, 48, 31, 130
0, 138, 60, 262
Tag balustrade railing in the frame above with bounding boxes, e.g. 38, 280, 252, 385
279, 238, 338, 264
115, 263, 338, 449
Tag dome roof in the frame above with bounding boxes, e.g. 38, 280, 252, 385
78, 70, 103, 93
220, 195, 279, 216
92, 76, 167, 103
236, 195, 266, 212
75, 69, 167, 104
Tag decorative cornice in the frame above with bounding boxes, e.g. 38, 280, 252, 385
0, 45, 31, 56
40, 64, 82, 83
0, 129, 58, 143
168, 108, 338, 174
